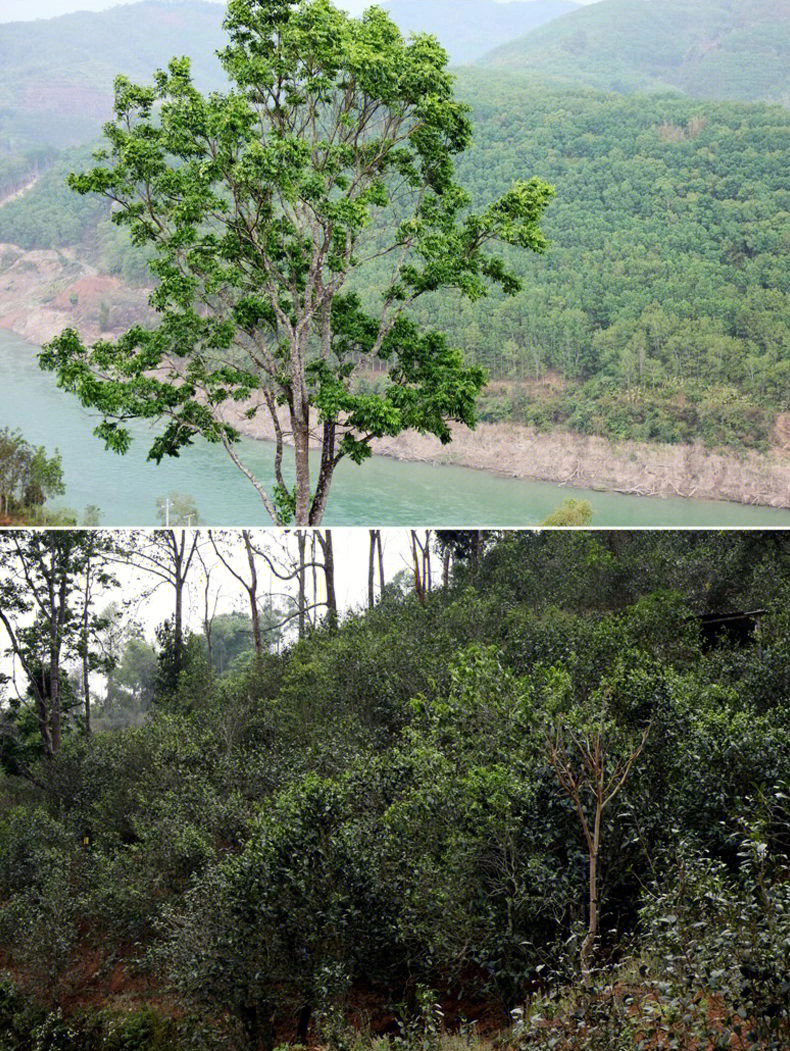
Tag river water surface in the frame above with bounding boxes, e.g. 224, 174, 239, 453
2, 329, 789, 526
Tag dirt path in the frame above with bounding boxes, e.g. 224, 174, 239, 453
0, 175, 39, 208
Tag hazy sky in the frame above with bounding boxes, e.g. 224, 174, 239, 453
1, 0, 604, 25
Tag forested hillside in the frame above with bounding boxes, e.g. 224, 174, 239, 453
0, 1, 226, 155
2, 78, 787, 454
0, 529, 788, 1049
359, 80, 790, 451
1, 1, 788, 462
483, 0, 790, 105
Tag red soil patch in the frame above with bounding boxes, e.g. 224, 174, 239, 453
53, 274, 124, 310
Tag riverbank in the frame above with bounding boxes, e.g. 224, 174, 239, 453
1, 241, 787, 511
223, 401, 790, 510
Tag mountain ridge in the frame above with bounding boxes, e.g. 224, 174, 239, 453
480, 0, 790, 104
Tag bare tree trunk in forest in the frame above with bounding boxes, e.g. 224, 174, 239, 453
545, 722, 651, 981
472, 531, 483, 575
310, 532, 318, 630
317, 531, 337, 631
142, 530, 200, 675
195, 547, 220, 678
82, 561, 92, 735
581, 785, 603, 979
203, 588, 214, 676
244, 531, 263, 656
49, 568, 69, 754
368, 529, 385, 606
376, 530, 384, 595
410, 530, 432, 605
297, 531, 307, 640
208, 530, 266, 659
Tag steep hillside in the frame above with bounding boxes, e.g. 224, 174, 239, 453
482, 0, 790, 104
384, 0, 578, 64
0, 1, 226, 152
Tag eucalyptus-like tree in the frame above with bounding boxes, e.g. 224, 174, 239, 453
0, 531, 117, 766
40, 0, 554, 524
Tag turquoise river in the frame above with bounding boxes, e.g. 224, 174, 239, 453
1, 329, 788, 527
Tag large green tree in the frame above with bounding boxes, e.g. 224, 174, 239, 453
40, 0, 553, 524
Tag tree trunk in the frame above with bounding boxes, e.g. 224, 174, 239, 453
244, 530, 263, 655
297, 531, 307, 640
319, 530, 337, 631
174, 574, 184, 673
311, 533, 318, 630
411, 530, 430, 604
82, 562, 92, 736
368, 530, 376, 608
376, 530, 384, 594
472, 531, 483, 575
292, 405, 312, 527
581, 785, 603, 980
309, 421, 337, 525
49, 567, 69, 754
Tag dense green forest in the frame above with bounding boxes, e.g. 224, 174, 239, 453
425, 80, 790, 450
0, 529, 788, 1049
483, 0, 790, 105
2, 80, 787, 453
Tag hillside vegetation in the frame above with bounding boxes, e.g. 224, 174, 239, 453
483, 0, 790, 105
0, 530, 788, 1050
358, 79, 790, 451
2, 78, 788, 454
0, 1, 226, 154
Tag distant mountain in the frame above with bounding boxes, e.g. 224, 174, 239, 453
0, 1, 226, 151
481, 0, 790, 104
0, 0, 579, 154
384, 0, 579, 65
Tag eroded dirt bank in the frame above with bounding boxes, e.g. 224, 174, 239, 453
0, 242, 154, 345
2, 242, 787, 510
223, 401, 790, 509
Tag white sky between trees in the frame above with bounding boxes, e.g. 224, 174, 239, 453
0, 529, 429, 693
1, 0, 605, 25
2, 528, 419, 640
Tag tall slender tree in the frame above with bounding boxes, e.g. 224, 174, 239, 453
0, 531, 117, 762
122, 530, 201, 676
40, 0, 553, 524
